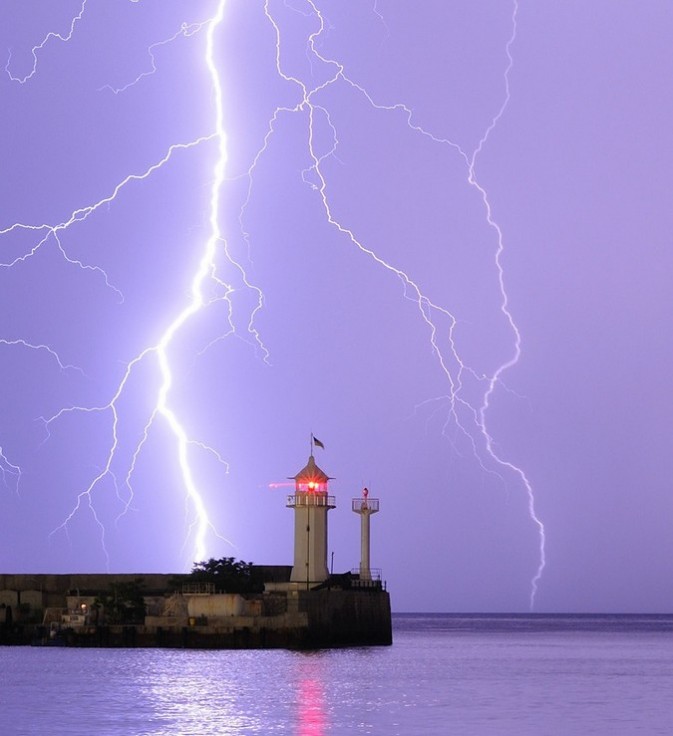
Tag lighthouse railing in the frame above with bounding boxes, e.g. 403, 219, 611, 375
286, 494, 336, 508
351, 498, 379, 513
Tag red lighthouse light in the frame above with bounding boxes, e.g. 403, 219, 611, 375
291, 455, 331, 494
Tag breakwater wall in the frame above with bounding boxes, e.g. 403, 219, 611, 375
0, 571, 392, 649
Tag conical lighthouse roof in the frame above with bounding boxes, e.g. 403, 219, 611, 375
293, 454, 331, 484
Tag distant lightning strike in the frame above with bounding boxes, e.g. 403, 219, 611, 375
3, 1, 246, 567
468, 1, 546, 605
257, 0, 545, 607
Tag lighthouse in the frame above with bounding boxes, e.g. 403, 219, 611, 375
287, 454, 336, 586
352, 487, 379, 581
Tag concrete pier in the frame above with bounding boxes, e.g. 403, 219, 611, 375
0, 571, 392, 649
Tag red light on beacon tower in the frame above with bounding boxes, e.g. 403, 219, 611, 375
308, 481, 316, 492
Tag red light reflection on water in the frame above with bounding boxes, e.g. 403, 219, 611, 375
298, 678, 326, 736
296, 657, 327, 736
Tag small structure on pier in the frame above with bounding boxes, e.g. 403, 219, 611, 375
352, 487, 379, 581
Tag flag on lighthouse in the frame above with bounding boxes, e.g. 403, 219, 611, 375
312, 434, 325, 450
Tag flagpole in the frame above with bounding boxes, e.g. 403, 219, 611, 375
310, 432, 313, 458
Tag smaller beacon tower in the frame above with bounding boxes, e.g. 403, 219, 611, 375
352, 488, 379, 581
287, 455, 336, 586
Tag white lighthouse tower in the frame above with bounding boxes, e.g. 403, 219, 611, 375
287, 454, 336, 587
352, 488, 379, 581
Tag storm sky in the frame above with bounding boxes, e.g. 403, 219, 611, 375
1, 1, 671, 613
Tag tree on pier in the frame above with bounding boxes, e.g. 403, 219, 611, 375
187, 557, 263, 594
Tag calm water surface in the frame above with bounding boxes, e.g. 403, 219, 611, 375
1, 614, 672, 735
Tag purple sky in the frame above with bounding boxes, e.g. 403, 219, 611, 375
1, 1, 671, 613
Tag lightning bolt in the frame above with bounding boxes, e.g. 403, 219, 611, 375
0, 338, 83, 375
0, 446, 22, 496
252, 0, 544, 607
97, 18, 210, 96
468, 2, 546, 606
0, 340, 82, 499
4, 0, 87, 84
2, 0, 257, 568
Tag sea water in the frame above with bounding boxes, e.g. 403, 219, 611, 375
1, 614, 672, 735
